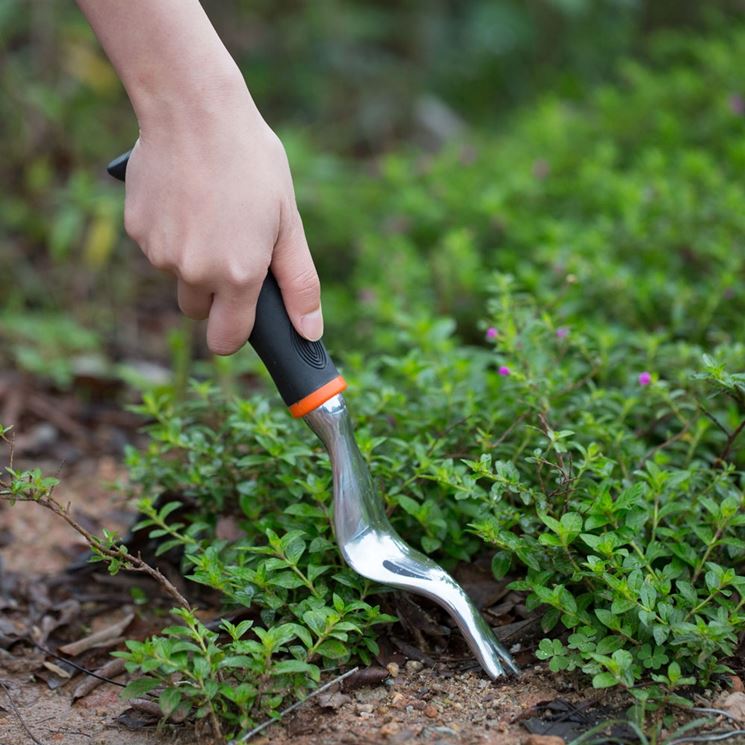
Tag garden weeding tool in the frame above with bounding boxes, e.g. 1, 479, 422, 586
107, 150, 518, 680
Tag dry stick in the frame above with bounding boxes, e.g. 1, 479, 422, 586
0, 487, 191, 611
32, 641, 126, 688
0, 680, 47, 745
228, 666, 360, 745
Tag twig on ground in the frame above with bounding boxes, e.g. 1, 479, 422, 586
0, 679, 47, 745
31, 642, 125, 688
0, 478, 191, 611
228, 666, 360, 744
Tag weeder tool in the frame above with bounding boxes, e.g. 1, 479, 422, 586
107, 150, 518, 680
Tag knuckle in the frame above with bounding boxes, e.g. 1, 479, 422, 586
292, 267, 321, 293
178, 260, 205, 286
123, 203, 143, 242
148, 251, 172, 271
290, 266, 320, 296
224, 264, 261, 289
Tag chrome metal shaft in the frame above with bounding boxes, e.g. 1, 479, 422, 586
304, 394, 518, 680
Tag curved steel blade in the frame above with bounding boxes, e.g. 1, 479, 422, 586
304, 394, 518, 680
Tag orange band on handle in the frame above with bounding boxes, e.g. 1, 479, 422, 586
288, 375, 347, 418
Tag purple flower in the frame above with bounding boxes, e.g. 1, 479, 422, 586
556, 326, 569, 339
485, 326, 498, 340
638, 371, 652, 386
498, 365, 511, 376
729, 94, 745, 116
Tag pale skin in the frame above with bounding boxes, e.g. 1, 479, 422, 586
76, 0, 324, 354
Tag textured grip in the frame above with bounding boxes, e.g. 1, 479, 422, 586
106, 150, 346, 415
249, 273, 344, 412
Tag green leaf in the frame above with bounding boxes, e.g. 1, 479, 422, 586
491, 551, 512, 580
272, 660, 321, 681
271, 571, 307, 589
592, 672, 618, 689
284, 536, 306, 565
121, 677, 160, 699
159, 688, 182, 718
314, 639, 349, 660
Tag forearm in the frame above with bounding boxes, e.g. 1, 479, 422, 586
76, 0, 249, 127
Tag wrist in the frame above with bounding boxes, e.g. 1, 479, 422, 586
130, 59, 254, 133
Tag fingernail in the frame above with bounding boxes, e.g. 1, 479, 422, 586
300, 309, 323, 341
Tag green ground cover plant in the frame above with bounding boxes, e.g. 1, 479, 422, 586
3, 23, 745, 742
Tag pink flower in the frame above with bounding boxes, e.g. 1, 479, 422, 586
556, 326, 569, 339
729, 94, 745, 116
498, 365, 511, 376
485, 327, 498, 340
638, 371, 652, 386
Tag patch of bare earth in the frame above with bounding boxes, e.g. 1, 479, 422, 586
261, 665, 599, 745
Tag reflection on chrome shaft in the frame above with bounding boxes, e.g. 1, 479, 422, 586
304, 394, 518, 680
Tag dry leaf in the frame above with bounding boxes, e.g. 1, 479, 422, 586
72, 657, 126, 701
317, 692, 351, 710
720, 692, 745, 723
59, 611, 134, 656
42, 661, 71, 679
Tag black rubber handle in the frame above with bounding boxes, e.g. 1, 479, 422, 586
107, 150, 345, 415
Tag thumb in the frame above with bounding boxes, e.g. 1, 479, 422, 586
271, 209, 323, 341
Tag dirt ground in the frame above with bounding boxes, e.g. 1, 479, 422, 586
0, 651, 615, 745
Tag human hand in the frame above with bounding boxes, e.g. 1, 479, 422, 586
123, 83, 323, 354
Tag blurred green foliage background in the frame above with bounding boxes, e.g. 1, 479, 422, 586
4, 4, 745, 718
1, 0, 744, 383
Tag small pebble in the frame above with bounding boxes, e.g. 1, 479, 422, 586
525, 736, 566, 745
386, 662, 400, 678
423, 704, 438, 719
356, 703, 374, 714
391, 692, 407, 708
355, 686, 388, 704
405, 660, 424, 674
380, 722, 400, 738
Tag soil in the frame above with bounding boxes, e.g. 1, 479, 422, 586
257, 665, 624, 745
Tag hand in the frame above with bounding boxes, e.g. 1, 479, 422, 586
123, 83, 323, 355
